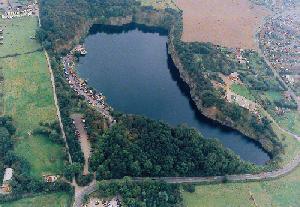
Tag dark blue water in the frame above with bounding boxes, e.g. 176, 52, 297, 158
77, 24, 270, 165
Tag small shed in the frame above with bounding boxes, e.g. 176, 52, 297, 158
3, 168, 13, 183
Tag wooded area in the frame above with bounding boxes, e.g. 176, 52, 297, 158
90, 115, 258, 179
96, 177, 182, 207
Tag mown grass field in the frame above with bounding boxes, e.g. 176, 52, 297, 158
0, 17, 64, 178
231, 83, 255, 101
0, 192, 72, 207
183, 165, 300, 207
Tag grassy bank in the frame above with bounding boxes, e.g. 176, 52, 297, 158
183, 164, 300, 207
0, 192, 72, 207
0, 16, 64, 177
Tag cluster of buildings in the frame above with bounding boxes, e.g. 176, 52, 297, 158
0, 0, 38, 19
86, 197, 121, 207
63, 47, 115, 126
259, 9, 300, 87
235, 48, 248, 64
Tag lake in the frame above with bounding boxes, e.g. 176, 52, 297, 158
77, 23, 270, 165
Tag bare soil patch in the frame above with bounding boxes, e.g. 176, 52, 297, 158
175, 0, 270, 50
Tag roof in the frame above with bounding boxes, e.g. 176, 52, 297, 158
3, 168, 13, 182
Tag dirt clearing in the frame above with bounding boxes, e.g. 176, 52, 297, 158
71, 113, 91, 175
175, 0, 270, 50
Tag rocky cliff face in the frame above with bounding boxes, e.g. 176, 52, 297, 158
167, 29, 274, 154
107, 16, 133, 25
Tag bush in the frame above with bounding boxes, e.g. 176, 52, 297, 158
76, 174, 94, 186
182, 184, 195, 193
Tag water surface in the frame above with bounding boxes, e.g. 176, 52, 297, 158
77, 24, 270, 165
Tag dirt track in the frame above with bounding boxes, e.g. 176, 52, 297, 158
175, 0, 270, 50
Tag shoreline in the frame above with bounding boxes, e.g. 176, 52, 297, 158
69, 20, 273, 163
167, 25, 274, 159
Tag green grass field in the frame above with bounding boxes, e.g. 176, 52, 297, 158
183, 165, 300, 207
231, 84, 255, 101
0, 17, 64, 178
274, 111, 300, 136
264, 91, 283, 102
0, 192, 72, 207
0, 17, 42, 57
261, 91, 300, 136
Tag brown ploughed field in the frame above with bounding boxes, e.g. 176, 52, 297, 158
175, 0, 270, 50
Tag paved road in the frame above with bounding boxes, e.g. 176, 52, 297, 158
72, 151, 300, 207
140, 152, 300, 183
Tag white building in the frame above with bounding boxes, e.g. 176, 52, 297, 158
1, 168, 13, 193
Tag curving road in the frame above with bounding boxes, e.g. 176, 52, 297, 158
72, 151, 300, 207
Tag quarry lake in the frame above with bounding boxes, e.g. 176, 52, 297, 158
77, 23, 270, 165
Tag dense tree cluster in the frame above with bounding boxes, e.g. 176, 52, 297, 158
38, 0, 140, 50
54, 65, 85, 164
33, 121, 65, 145
0, 116, 16, 181
90, 115, 257, 180
97, 177, 182, 207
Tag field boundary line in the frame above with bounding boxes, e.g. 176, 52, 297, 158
44, 49, 72, 163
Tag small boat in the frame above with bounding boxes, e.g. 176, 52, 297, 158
80, 49, 88, 55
